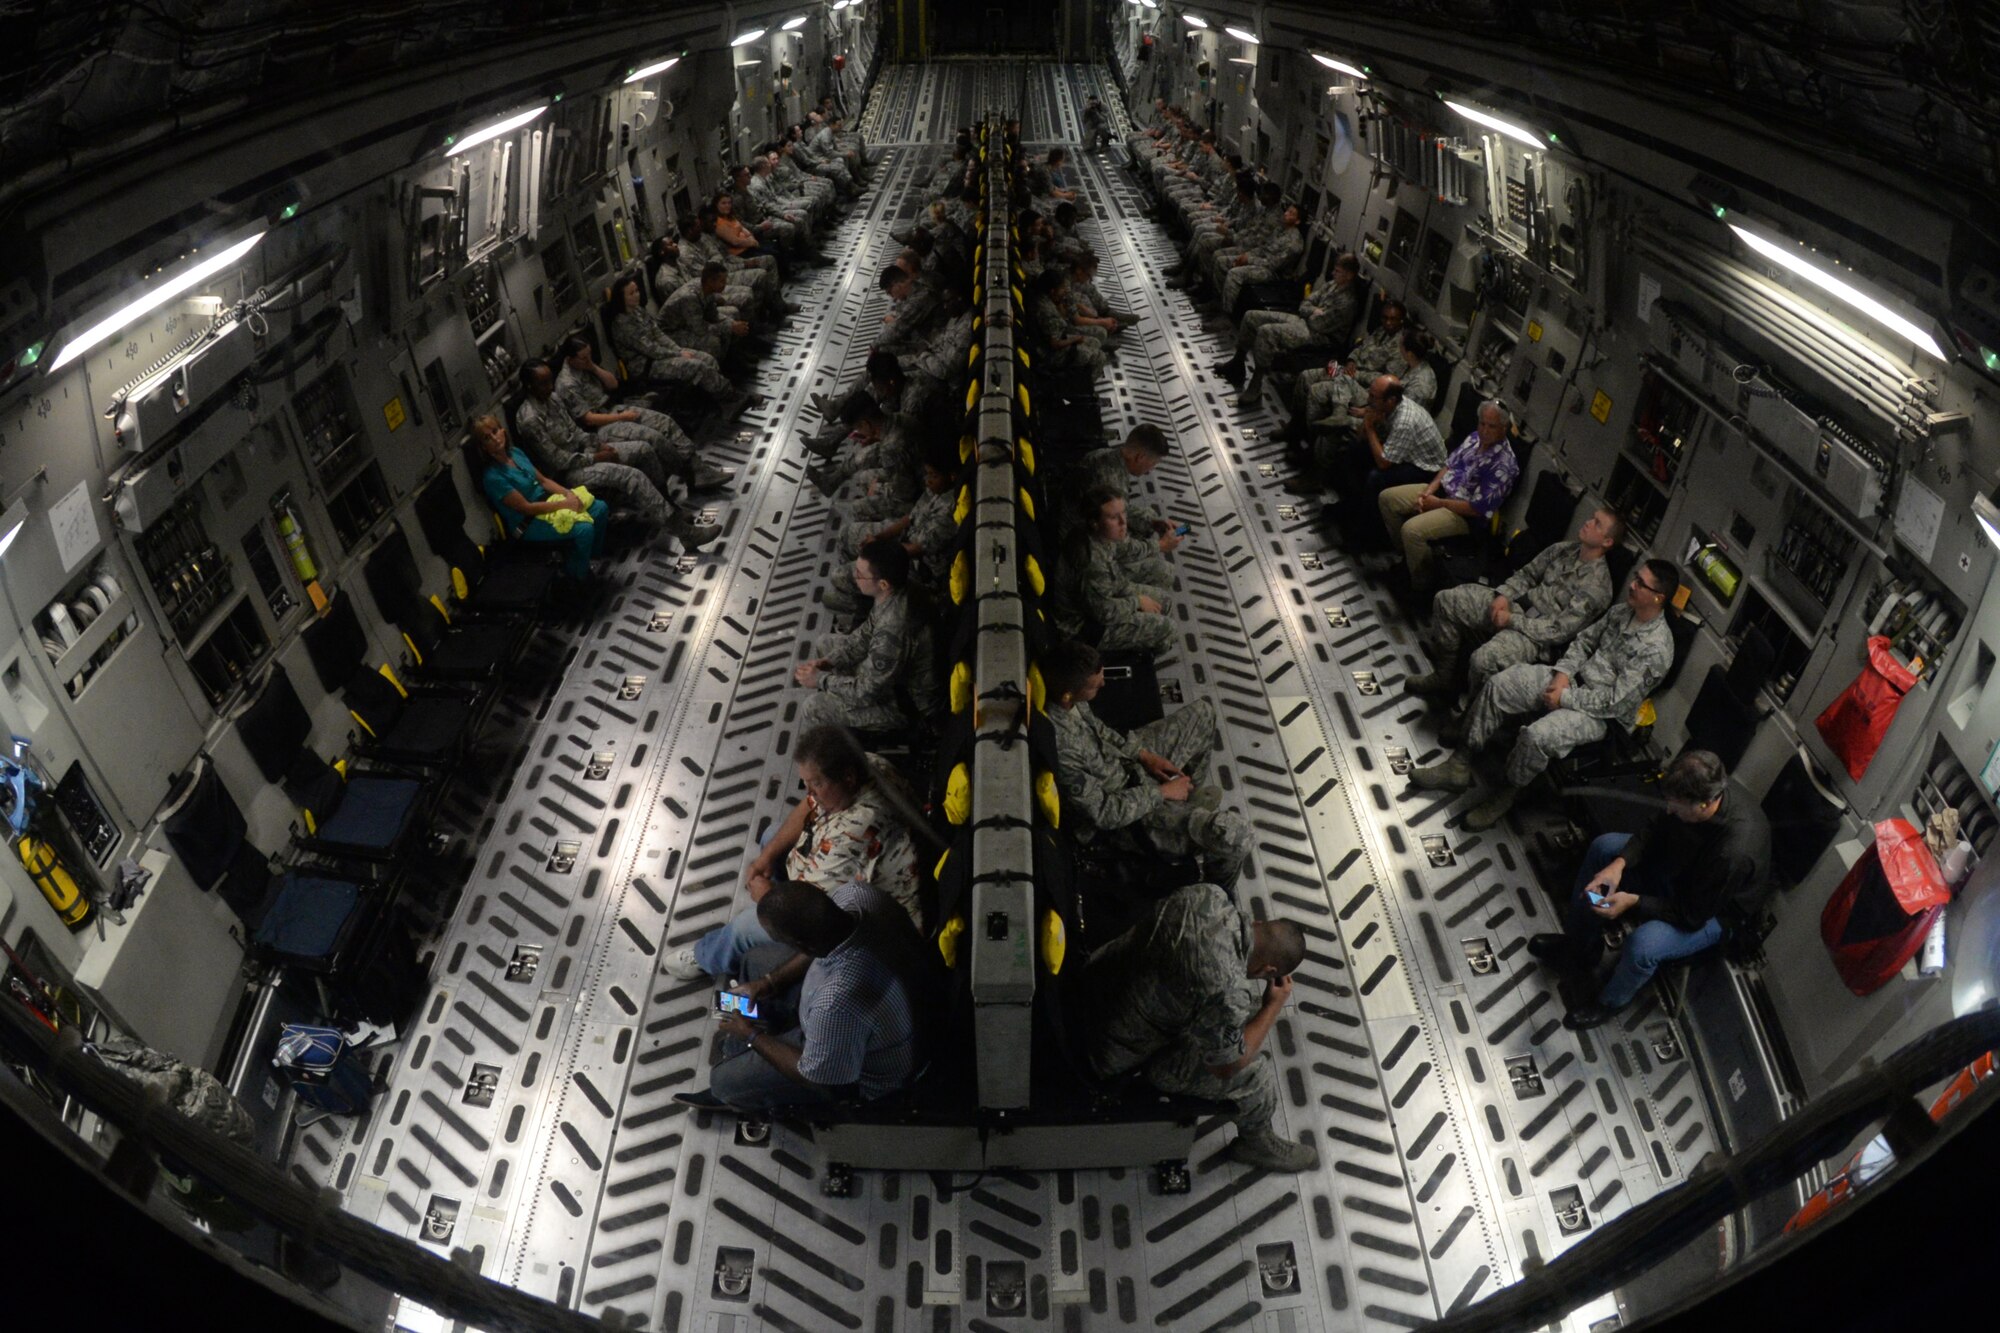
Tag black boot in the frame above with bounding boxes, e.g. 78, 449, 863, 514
1211, 354, 1246, 387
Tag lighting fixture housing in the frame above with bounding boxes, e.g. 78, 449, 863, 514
49, 231, 267, 372
1224, 26, 1259, 44
1728, 222, 1945, 360
782, 15, 808, 30
445, 104, 549, 157
731, 27, 767, 46
1444, 99, 1547, 150
624, 55, 681, 83
1182, 14, 1208, 28
0, 468, 47, 560
1976, 493, 2000, 552
1311, 52, 1367, 79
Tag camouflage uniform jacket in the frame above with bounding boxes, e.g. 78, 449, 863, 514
658, 281, 727, 344
1081, 883, 1257, 1080
609, 307, 684, 380
817, 590, 942, 717
1301, 282, 1361, 345
514, 394, 596, 478
1493, 542, 1616, 651
1551, 604, 1676, 722
1073, 447, 1158, 534
1348, 322, 1404, 376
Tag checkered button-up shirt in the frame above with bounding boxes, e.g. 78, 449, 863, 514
797, 882, 921, 1097
1381, 398, 1449, 472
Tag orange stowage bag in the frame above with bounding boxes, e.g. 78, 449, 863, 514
1815, 635, 1917, 780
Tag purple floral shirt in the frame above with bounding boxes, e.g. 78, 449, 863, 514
1438, 434, 1521, 517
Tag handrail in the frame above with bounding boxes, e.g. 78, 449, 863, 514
1429, 1006, 2000, 1331
0, 999, 603, 1333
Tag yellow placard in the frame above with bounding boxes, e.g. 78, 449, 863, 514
383, 396, 407, 431
1526, 320, 1544, 343
1589, 390, 1613, 424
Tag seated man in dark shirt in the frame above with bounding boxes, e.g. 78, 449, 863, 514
678, 879, 937, 1112
1529, 750, 1772, 1030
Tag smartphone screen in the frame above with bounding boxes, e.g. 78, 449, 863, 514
715, 990, 761, 1019
1586, 891, 1606, 907
1173, 524, 1191, 537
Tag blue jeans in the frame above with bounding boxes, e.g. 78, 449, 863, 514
705, 992, 854, 1111
1563, 833, 1724, 1010
693, 903, 780, 979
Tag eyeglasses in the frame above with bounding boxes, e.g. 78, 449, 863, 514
1632, 577, 1667, 596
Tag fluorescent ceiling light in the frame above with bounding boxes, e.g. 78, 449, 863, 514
732, 27, 766, 46
1729, 223, 1945, 359
1976, 494, 2000, 552
1228, 56, 1257, 65
624, 55, 681, 83
1182, 14, 1207, 27
49, 231, 266, 372
1312, 53, 1367, 79
1225, 26, 1259, 43
782, 15, 809, 29
1445, 99, 1547, 150
0, 502, 28, 560
1140, 0, 1158, 8
445, 104, 548, 157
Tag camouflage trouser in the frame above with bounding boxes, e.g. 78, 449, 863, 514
646, 350, 732, 396
1464, 663, 1610, 788
1099, 604, 1174, 654
1148, 1047, 1278, 1131
798, 689, 909, 736
1114, 535, 1174, 590
1428, 584, 1551, 692
559, 460, 671, 526
1242, 311, 1313, 368
596, 425, 693, 483
1127, 700, 1251, 885
1052, 339, 1108, 374
1219, 263, 1275, 312
1307, 370, 1368, 422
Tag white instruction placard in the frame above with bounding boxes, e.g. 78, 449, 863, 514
50, 480, 101, 573
1893, 478, 1944, 563
1637, 272, 1661, 325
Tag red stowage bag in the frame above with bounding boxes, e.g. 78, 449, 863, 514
1820, 818, 1950, 996
1815, 636, 1917, 780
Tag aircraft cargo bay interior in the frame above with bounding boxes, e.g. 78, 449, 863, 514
1, 4, 1998, 1331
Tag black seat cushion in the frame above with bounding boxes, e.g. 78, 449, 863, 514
380, 695, 472, 762
237, 669, 312, 783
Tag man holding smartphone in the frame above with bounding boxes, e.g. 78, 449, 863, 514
679, 878, 938, 1113
1528, 751, 1771, 1030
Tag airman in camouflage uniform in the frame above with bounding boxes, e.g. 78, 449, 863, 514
1296, 300, 1408, 423
1413, 563, 1680, 830
1410, 510, 1622, 699
1048, 675, 1251, 892
552, 342, 730, 490
1078, 883, 1316, 1171
1217, 206, 1306, 313
608, 304, 735, 398
1218, 254, 1363, 402
1030, 271, 1107, 374
1069, 429, 1177, 589
798, 575, 941, 735
1079, 537, 1173, 653
659, 265, 740, 361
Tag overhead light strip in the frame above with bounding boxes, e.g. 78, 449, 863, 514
50, 232, 267, 372
782, 15, 809, 30
731, 27, 767, 46
624, 55, 680, 83
1728, 223, 1944, 360
1311, 52, 1367, 79
1224, 26, 1259, 44
446, 104, 549, 157
1444, 98, 1547, 150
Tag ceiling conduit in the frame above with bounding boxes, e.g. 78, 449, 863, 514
1631, 227, 1936, 442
